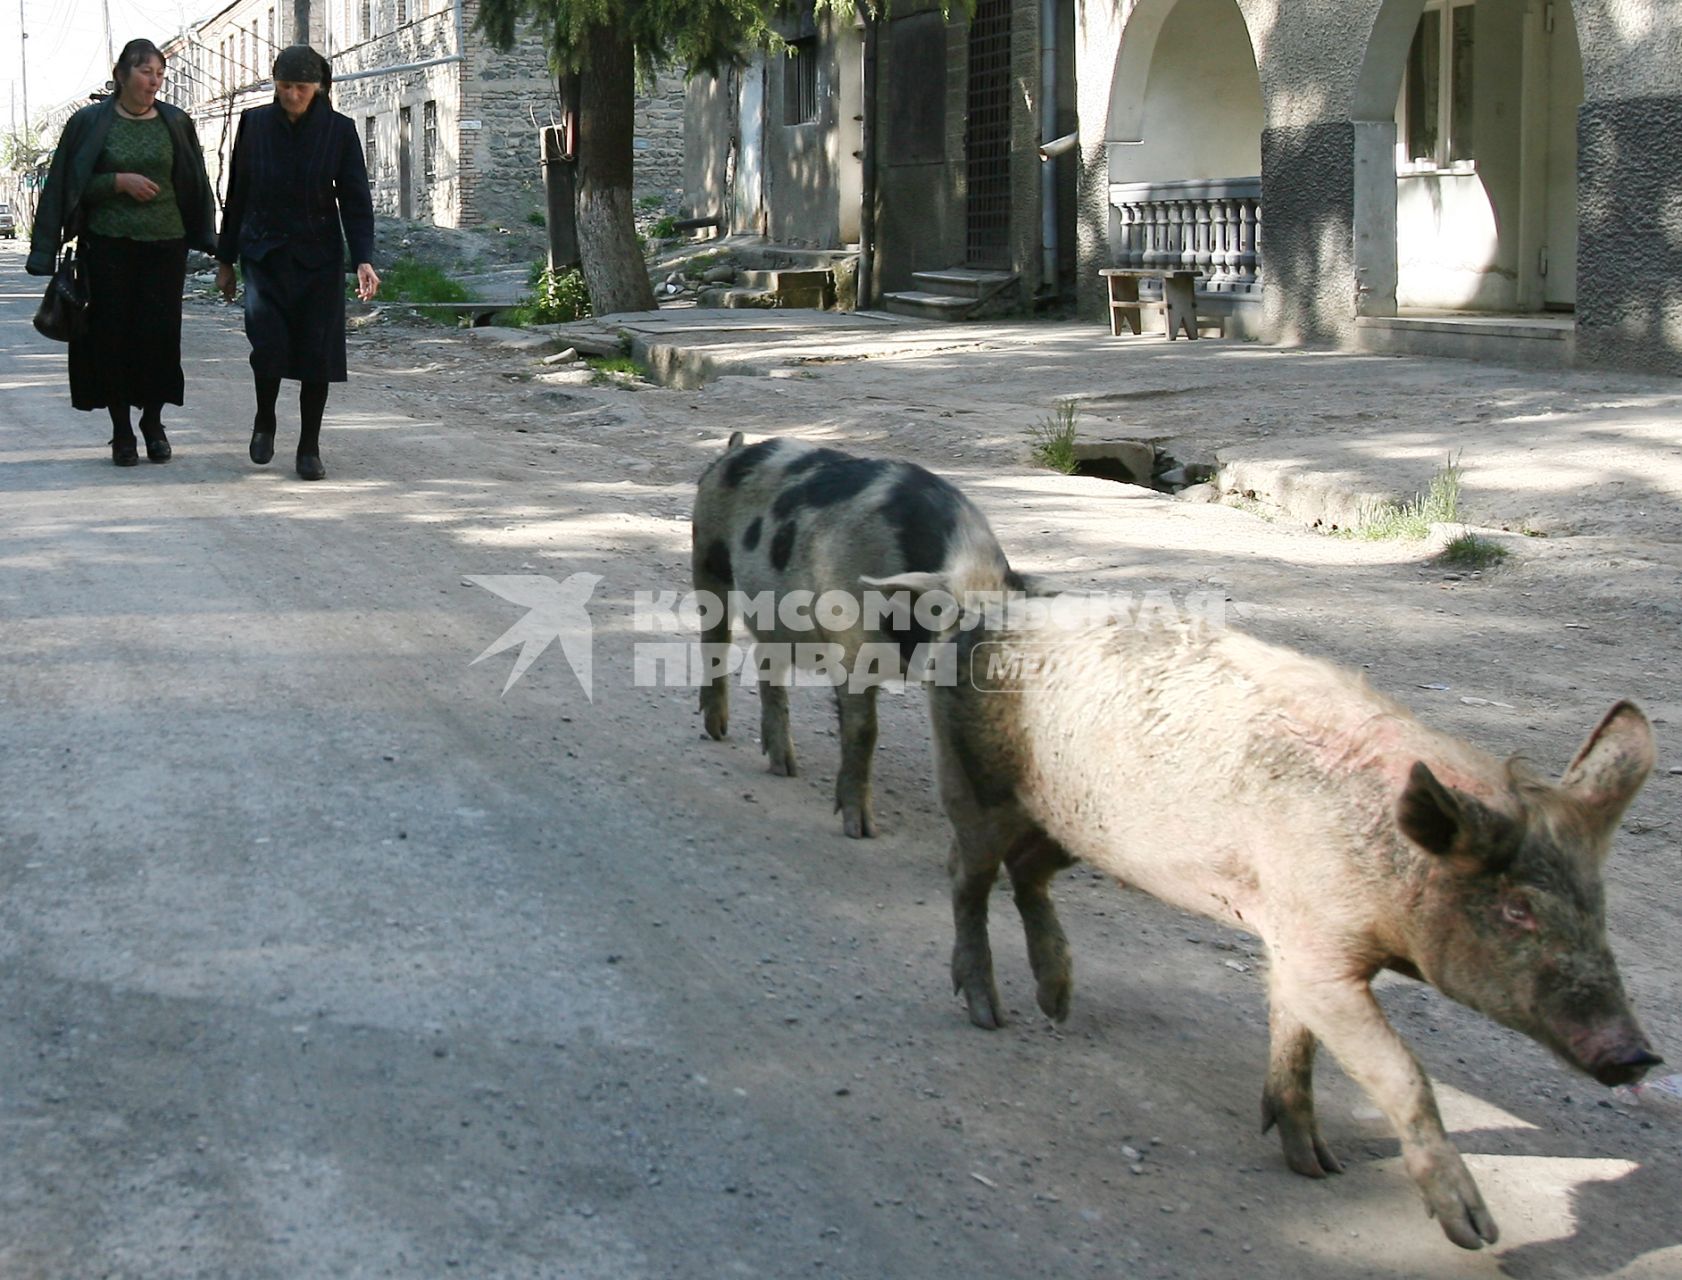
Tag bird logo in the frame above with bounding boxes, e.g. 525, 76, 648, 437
466, 573, 603, 698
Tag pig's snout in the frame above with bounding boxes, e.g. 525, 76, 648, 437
1590, 1046, 1663, 1088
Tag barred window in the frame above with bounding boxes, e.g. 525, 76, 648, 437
365, 116, 378, 175
360, 0, 372, 40
423, 100, 438, 179
784, 37, 818, 126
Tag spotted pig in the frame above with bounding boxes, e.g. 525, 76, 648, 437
692, 433, 1022, 837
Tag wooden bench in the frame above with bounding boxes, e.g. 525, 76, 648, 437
1099, 267, 1204, 340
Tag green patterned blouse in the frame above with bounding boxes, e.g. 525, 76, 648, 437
85, 116, 185, 241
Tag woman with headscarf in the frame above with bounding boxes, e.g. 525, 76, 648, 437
216, 45, 379, 481
28, 38, 217, 466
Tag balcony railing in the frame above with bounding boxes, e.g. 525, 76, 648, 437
1108, 176, 1262, 294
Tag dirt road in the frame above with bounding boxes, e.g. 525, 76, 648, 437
2, 236, 1678, 1279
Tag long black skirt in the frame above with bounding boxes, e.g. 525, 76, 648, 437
68, 233, 187, 412
241, 250, 348, 383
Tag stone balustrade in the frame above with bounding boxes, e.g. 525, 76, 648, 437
1107, 177, 1263, 294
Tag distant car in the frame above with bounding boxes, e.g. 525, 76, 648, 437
0, 202, 15, 239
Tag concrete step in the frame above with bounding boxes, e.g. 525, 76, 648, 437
738, 268, 832, 291
880, 290, 979, 322
1354, 314, 1573, 368
911, 268, 1016, 299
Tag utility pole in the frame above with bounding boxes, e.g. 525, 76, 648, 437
18, 0, 29, 137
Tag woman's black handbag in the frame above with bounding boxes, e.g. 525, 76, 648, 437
33, 244, 89, 343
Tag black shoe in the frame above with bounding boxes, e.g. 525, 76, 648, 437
249, 429, 275, 465
295, 453, 326, 481
112, 437, 139, 467
143, 429, 172, 463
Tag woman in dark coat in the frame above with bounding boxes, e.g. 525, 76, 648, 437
216, 45, 379, 481
28, 38, 217, 466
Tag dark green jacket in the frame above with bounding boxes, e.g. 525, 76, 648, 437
27, 97, 216, 275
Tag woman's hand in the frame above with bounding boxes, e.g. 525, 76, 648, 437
115, 172, 160, 202
216, 262, 238, 302
355, 263, 381, 302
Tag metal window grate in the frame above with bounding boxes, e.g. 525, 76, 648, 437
965, 0, 1012, 268
785, 37, 819, 125
423, 100, 437, 180
364, 117, 377, 176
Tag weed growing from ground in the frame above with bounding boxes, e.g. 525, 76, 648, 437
1028, 399, 1080, 474
512, 264, 592, 326
1438, 532, 1509, 569
355, 257, 473, 323
587, 355, 645, 383
1352, 453, 1463, 540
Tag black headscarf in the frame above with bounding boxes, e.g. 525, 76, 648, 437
272, 45, 331, 91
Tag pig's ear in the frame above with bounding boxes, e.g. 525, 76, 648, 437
725, 430, 746, 450
1397, 762, 1523, 874
861, 571, 952, 599
1007, 570, 1064, 598
1560, 701, 1654, 828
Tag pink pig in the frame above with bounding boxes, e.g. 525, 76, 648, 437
885, 589, 1661, 1251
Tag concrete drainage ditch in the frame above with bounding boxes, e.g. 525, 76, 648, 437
1070, 439, 1220, 496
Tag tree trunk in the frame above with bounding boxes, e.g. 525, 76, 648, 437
576, 22, 657, 315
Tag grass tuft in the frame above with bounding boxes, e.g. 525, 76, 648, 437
1028, 399, 1080, 475
1438, 532, 1509, 569
510, 264, 592, 327
375, 257, 472, 305
1352, 453, 1463, 540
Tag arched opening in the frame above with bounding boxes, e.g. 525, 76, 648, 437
1355, 0, 1582, 315
1105, 0, 1262, 183
1103, 0, 1264, 302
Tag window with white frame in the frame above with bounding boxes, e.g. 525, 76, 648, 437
360, 0, 372, 41
365, 116, 378, 176
1400, 0, 1475, 171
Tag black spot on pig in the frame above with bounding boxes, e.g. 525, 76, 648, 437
882, 472, 961, 571
723, 440, 782, 489
702, 538, 734, 588
742, 517, 763, 552
770, 521, 798, 572
782, 447, 851, 477
771, 456, 891, 521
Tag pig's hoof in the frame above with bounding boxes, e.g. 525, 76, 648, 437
764, 745, 797, 777
954, 966, 1004, 1029
1035, 976, 1071, 1023
1262, 1094, 1343, 1177
962, 988, 1004, 1030
1422, 1166, 1499, 1250
840, 806, 877, 839
701, 696, 728, 740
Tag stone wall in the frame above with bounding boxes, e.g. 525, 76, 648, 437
175, 0, 689, 233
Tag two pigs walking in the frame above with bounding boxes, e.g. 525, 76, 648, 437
691, 432, 1661, 1250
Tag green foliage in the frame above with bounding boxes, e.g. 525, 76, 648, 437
527, 209, 547, 226
1028, 399, 1079, 475
637, 194, 663, 210
477, 0, 787, 78
513, 264, 593, 325
1438, 532, 1509, 569
588, 355, 642, 375
650, 214, 678, 238
370, 257, 473, 304
1352, 454, 1464, 540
